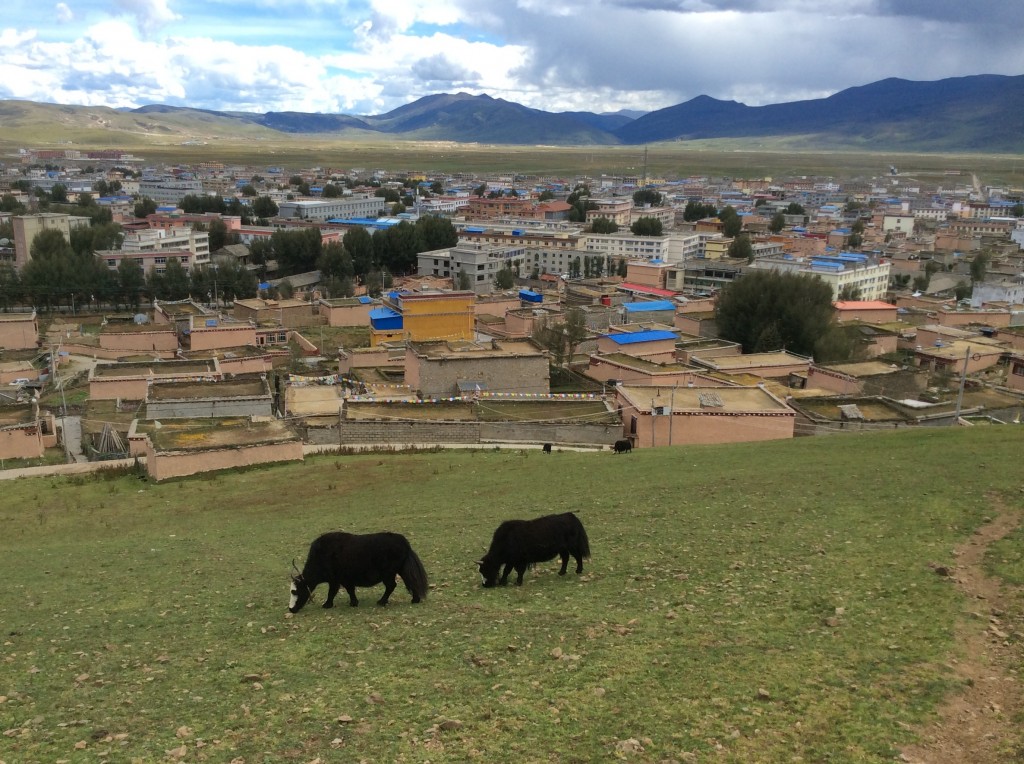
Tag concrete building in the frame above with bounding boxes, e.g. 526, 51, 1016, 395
277, 196, 388, 222
579, 232, 699, 264
749, 253, 891, 300
12, 213, 91, 269
138, 176, 205, 205
418, 243, 528, 294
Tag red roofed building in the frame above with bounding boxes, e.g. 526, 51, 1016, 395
833, 300, 899, 323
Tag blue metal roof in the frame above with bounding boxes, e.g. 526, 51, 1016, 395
357, 296, 373, 304
605, 330, 678, 345
623, 300, 675, 312
369, 307, 401, 320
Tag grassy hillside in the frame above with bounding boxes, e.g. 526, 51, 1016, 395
1, 427, 1022, 762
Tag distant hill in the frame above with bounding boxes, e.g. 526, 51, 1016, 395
613, 74, 1024, 152
2, 74, 1023, 151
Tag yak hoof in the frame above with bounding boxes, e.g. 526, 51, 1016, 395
322, 601, 334, 609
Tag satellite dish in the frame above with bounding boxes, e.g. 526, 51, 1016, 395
133, 313, 149, 324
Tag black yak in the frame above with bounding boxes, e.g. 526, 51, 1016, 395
289, 531, 428, 612
477, 512, 590, 587
613, 438, 632, 454
542, 443, 552, 453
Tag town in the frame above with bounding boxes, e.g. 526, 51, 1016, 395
2, 147, 1023, 479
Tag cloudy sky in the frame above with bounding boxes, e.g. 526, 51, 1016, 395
2, 0, 1022, 116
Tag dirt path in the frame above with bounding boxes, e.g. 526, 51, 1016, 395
900, 501, 1023, 764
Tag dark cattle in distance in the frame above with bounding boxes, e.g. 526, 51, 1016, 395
542, 443, 552, 453
477, 512, 590, 587
613, 439, 632, 454
289, 531, 428, 612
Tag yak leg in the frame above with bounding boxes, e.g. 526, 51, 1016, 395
343, 584, 359, 607
514, 564, 528, 586
377, 576, 397, 606
558, 552, 570, 575
499, 563, 514, 586
323, 582, 341, 608
574, 553, 585, 574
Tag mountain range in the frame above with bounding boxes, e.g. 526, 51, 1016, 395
2, 75, 1022, 152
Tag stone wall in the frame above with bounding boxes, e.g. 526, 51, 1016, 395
305, 419, 618, 447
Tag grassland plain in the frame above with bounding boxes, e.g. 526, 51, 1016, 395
1, 427, 1022, 763
4, 128, 1024, 185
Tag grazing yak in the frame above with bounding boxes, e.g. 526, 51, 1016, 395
477, 512, 590, 587
542, 443, 552, 454
289, 531, 428, 612
613, 438, 632, 454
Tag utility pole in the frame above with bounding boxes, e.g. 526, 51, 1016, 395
952, 346, 972, 425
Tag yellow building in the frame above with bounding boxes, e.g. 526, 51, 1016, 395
369, 290, 476, 347
703, 238, 732, 260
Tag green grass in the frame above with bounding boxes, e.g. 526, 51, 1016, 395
1, 427, 1023, 762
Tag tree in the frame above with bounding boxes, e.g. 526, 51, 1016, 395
769, 212, 786, 233
728, 234, 753, 263
953, 280, 972, 301
969, 252, 990, 283
317, 241, 354, 281
838, 285, 862, 301
591, 217, 618, 234
632, 189, 663, 207
206, 217, 238, 252
134, 196, 157, 219
50, 184, 68, 203
630, 216, 663, 236
683, 201, 717, 221
416, 216, 458, 251
1, 194, 25, 214
535, 307, 588, 368
1011, 203, 1024, 218
714, 270, 836, 357
344, 227, 375, 277
322, 183, 342, 198
0, 262, 23, 311
537, 190, 555, 202
117, 257, 145, 310
240, 184, 258, 197
718, 205, 742, 237
430, 181, 444, 195
785, 202, 807, 216
161, 257, 190, 300
495, 267, 515, 290
252, 195, 279, 219
457, 269, 471, 291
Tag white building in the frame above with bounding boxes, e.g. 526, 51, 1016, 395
579, 232, 700, 264
277, 196, 389, 222
749, 253, 891, 301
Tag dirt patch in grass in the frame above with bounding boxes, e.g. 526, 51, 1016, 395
901, 499, 1024, 764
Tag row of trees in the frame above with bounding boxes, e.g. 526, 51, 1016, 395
0, 228, 257, 313
251, 216, 459, 281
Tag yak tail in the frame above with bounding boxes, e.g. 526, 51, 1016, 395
402, 548, 429, 601
576, 518, 591, 560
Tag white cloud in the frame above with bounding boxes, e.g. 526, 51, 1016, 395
1, 0, 1023, 115
115, 0, 181, 34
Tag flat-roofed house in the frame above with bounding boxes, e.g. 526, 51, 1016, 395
0, 312, 39, 350
615, 384, 795, 447
405, 338, 549, 398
